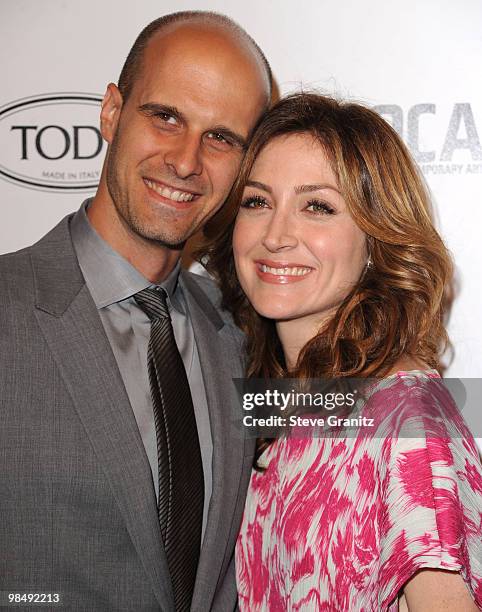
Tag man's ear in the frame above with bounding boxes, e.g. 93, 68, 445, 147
100, 83, 123, 144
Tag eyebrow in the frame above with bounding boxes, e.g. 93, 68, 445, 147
245, 180, 341, 195
245, 180, 272, 193
138, 102, 247, 149
295, 183, 341, 195
138, 102, 183, 120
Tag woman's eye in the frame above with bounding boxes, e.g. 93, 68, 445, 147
305, 199, 335, 215
240, 195, 269, 209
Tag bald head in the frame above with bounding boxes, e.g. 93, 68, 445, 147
92, 9, 271, 266
118, 11, 272, 106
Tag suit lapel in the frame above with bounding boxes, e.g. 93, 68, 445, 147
180, 273, 253, 611
31, 217, 174, 611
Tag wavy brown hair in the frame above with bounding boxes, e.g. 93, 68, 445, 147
198, 93, 453, 441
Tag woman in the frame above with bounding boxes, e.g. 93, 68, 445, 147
201, 93, 482, 610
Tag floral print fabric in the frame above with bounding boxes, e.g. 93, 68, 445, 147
236, 372, 482, 611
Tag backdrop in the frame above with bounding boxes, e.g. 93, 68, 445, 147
2, 0, 481, 383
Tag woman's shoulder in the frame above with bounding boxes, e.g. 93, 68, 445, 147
360, 357, 479, 459
366, 357, 441, 400
383, 356, 437, 377
363, 357, 440, 417
369, 361, 442, 416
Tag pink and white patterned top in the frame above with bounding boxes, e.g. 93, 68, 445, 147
236, 371, 482, 611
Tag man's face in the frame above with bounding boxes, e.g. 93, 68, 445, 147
101, 25, 268, 248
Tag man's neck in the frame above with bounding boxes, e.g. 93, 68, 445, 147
88, 192, 182, 284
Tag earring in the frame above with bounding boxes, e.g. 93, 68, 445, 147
366, 257, 373, 268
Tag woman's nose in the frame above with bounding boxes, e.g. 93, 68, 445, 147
262, 211, 298, 252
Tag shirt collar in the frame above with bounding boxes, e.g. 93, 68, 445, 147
70, 199, 184, 313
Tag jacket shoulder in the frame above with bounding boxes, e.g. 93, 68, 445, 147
184, 268, 221, 301
181, 268, 241, 332
0, 246, 35, 295
0, 214, 74, 289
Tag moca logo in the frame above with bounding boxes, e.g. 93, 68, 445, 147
374, 103, 482, 176
0, 93, 106, 192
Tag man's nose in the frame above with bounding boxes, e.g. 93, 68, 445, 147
262, 210, 298, 252
164, 132, 203, 178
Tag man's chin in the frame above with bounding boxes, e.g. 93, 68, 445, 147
138, 229, 188, 250
126, 215, 190, 250
155, 238, 187, 251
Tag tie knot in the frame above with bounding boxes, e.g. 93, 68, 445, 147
134, 287, 170, 321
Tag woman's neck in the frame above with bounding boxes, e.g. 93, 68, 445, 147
276, 313, 331, 370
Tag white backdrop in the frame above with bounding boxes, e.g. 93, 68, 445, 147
2, 0, 482, 381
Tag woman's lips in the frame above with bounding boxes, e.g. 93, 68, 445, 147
255, 260, 314, 284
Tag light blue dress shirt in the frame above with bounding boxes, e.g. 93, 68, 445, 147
70, 200, 212, 539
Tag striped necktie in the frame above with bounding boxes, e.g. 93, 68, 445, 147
135, 287, 204, 611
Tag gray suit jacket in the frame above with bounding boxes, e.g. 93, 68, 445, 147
0, 215, 255, 611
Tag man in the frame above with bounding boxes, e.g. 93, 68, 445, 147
0, 11, 271, 611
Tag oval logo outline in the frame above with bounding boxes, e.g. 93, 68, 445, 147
0, 92, 104, 192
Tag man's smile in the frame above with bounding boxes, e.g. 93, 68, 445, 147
143, 177, 200, 203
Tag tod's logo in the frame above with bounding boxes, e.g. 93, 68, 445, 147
0, 93, 106, 192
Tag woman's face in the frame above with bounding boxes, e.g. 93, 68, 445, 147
233, 133, 367, 330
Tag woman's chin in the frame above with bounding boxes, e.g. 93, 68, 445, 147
250, 300, 303, 322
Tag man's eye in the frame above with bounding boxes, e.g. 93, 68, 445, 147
207, 132, 230, 145
157, 112, 177, 125
240, 195, 268, 209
